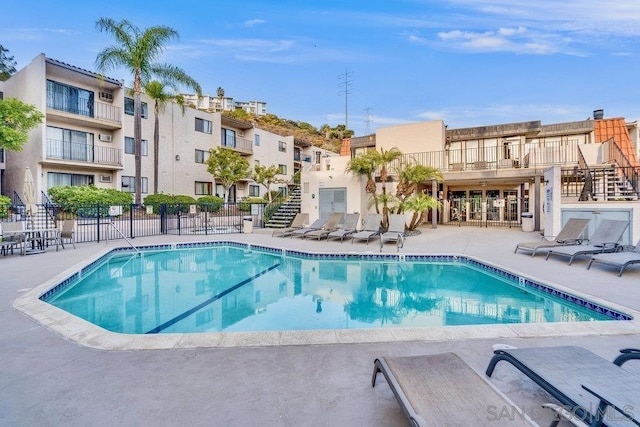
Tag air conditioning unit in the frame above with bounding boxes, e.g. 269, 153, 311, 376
99, 91, 114, 102
99, 175, 112, 183
99, 134, 112, 142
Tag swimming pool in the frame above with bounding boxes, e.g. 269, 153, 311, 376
40, 242, 629, 336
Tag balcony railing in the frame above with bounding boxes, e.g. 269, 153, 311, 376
47, 96, 122, 125
222, 135, 253, 155
46, 139, 122, 166
394, 140, 581, 172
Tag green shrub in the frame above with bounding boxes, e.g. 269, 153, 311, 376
143, 193, 197, 214
48, 185, 133, 217
197, 196, 224, 212
0, 195, 10, 219
238, 197, 265, 212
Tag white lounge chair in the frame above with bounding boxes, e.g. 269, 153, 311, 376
380, 214, 407, 251
326, 213, 360, 242
272, 213, 309, 237
290, 217, 327, 238
303, 212, 343, 240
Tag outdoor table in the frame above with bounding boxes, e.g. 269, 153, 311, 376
23, 228, 60, 254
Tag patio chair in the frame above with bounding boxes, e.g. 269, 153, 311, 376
1, 222, 26, 256
58, 219, 76, 250
372, 352, 535, 427
303, 212, 344, 240
514, 218, 590, 256
289, 217, 327, 238
486, 346, 640, 426
351, 213, 382, 244
545, 219, 629, 265
379, 214, 407, 251
587, 239, 640, 276
326, 213, 360, 242
272, 213, 309, 237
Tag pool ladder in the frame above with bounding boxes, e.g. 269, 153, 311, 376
109, 222, 140, 254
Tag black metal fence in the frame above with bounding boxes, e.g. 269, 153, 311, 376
441, 197, 531, 228
0, 202, 265, 244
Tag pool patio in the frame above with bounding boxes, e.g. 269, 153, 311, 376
2, 225, 639, 426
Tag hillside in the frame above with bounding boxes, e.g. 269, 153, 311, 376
223, 110, 352, 153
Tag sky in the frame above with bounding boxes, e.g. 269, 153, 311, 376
2, 0, 639, 136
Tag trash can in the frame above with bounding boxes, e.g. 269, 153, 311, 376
521, 212, 534, 232
243, 216, 253, 234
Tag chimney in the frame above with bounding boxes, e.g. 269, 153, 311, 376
593, 109, 604, 120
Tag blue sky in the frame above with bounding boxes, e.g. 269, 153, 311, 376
2, 0, 639, 135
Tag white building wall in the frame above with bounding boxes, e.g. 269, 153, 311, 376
376, 120, 446, 153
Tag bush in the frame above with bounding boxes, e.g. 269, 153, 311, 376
238, 197, 265, 212
197, 196, 224, 212
48, 185, 133, 217
0, 195, 10, 219
143, 193, 197, 214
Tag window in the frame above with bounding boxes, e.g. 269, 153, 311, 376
278, 164, 287, 174
195, 181, 212, 195
195, 117, 212, 134
315, 151, 321, 164
46, 126, 94, 162
221, 128, 235, 147
195, 149, 208, 164
121, 176, 148, 194
46, 80, 94, 118
249, 185, 260, 197
124, 137, 148, 156
254, 134, 260, 146
278, 141, 287, 152
47, 172, 94, 189
124, 97, 148, 118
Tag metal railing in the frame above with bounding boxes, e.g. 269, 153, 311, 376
222, 135, 253, 154
442, 196, 530, 228
390, 140, 582, 172
0, 202, 265, 244
46, 139, 122, 166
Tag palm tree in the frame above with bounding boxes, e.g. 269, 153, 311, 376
346, 152, 378, 199
395, 163, 443, 212
372, 148, 403, 228
144, 79, 197, 194
216, 86, 224, 112
403, 193, 441, 231
95, 18, 201, 204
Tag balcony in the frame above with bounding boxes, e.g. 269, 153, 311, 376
46, 88, 122, 129
46, 139, 122, 167
394, 140, 582, 173
222, 136, 253, 155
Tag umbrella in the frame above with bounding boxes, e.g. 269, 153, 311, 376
23, 167, 37, 228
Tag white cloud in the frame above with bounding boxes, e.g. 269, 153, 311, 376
243, 19, 266, 27
434, 27, 561, 54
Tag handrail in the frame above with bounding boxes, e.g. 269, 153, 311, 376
12, 191, 24, 207
109, 221, 140, 254
577, 146, 592, 201
604, 138, 640, 198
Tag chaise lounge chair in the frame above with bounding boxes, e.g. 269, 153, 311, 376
326, 213, 360, 242
272, 213, 309, 237
587, 239, 640, 276
514, 218, 590, 256
303, 212, 344, 240
372, 352, 535, 426
379, 214, 407, 251
486, 346, 640, 426
351, 213, 382, 244
290, 217, 328, 238
545, 219, 629, 265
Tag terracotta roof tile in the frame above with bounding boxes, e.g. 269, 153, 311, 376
594, 118, 639, 167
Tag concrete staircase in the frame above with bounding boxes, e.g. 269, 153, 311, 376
265, 187, 301, 228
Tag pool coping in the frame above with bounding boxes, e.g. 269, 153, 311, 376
12, 240, 640, 351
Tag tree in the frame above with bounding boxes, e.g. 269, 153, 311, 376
216, 86, 224, 111
251, 164, 284, 203
395, 163, 443, 211
206, 147, 250, 202
0, 98, 44, 151
346, 151, 378, 199
372, 147, 403, 228
0, 45, 17, 81
95, 18, 201, 204
144, 78, 199, 194
403, 193, 441, 231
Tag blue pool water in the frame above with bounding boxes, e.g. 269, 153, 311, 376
42, 243, 627, 334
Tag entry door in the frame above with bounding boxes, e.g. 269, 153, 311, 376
318, 188, 346, 221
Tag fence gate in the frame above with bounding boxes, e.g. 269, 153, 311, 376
443, 197, 530, 228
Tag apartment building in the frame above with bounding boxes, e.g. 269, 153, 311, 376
302, 115, 640, 243
1, 54, 334, 204
181, 93, 267, 116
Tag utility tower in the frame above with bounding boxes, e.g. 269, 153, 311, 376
338, 69, 352, 130
363, 107, 373, 135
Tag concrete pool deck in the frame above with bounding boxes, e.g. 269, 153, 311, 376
2, 225, 640, 426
